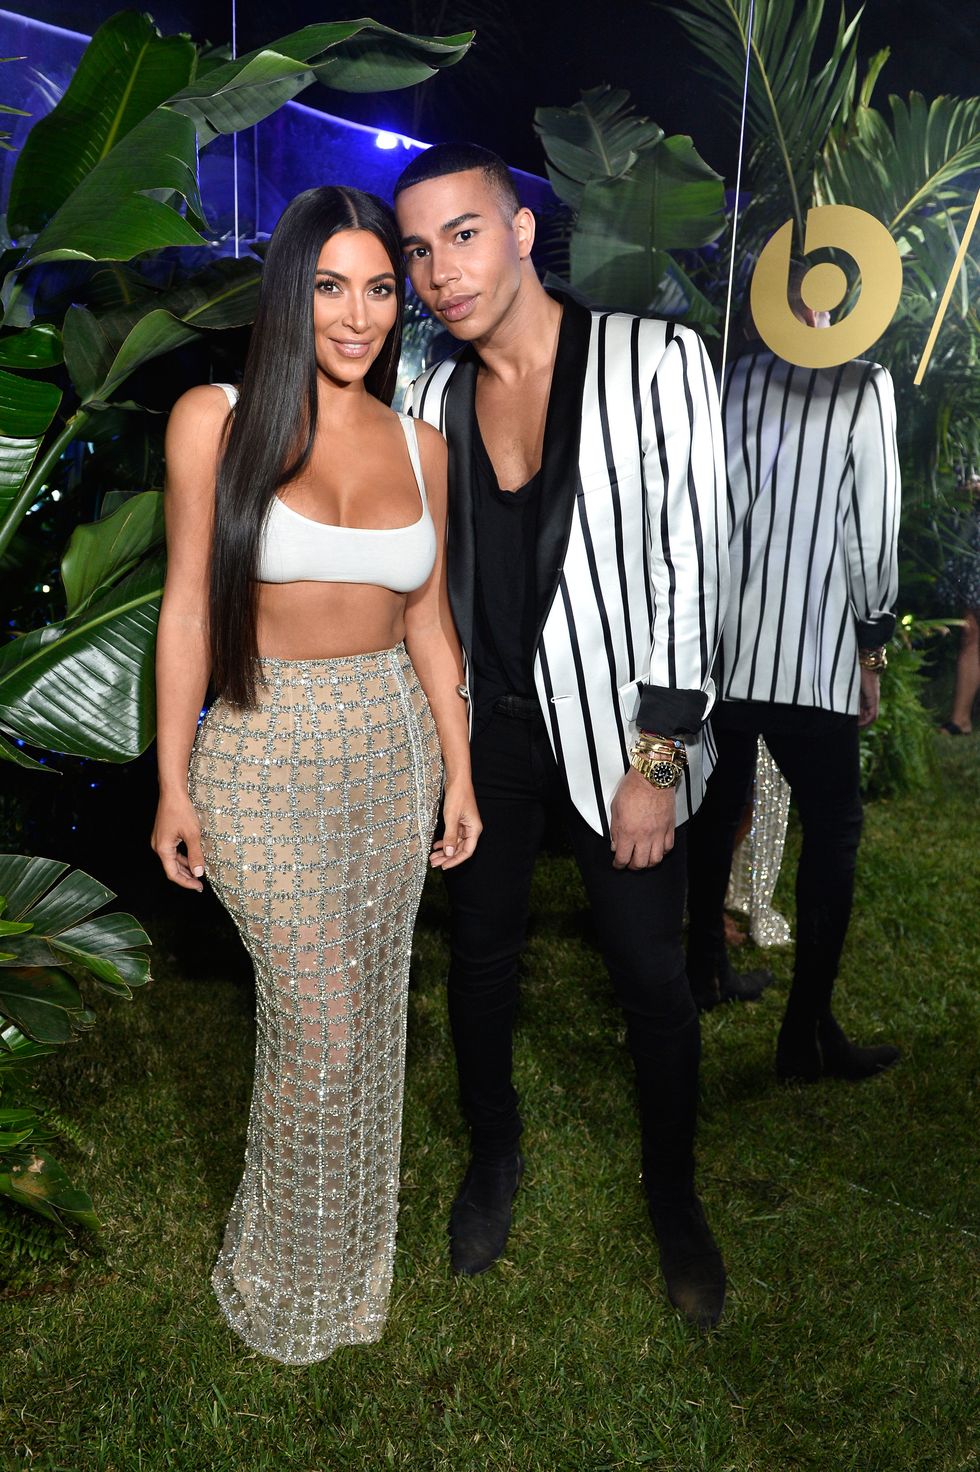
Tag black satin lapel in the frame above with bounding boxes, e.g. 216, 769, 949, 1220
443, 349, 479, 659
534, 294, 593, 644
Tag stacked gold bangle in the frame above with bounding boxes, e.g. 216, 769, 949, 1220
629, 729, 688, 789
858, 646, 888, 672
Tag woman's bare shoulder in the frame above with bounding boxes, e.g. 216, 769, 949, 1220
167, 384, 236, 442
410, 416, 446, 452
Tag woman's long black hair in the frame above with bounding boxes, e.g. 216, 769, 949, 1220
208, 186, 406, 707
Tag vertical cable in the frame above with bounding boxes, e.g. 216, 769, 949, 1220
231, 0, 239, 258
720, 0, 756, 388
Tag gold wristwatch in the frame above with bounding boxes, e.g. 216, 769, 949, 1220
629, 733, 688, 789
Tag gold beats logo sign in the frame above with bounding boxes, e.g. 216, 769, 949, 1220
750, 194, 980, 380
750, 205, 903, 370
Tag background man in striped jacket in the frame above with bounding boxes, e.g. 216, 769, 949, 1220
686, 267, 902, 1082
395, 144, 729, 1328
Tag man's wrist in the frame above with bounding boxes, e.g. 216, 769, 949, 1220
858, 646, 888, 672
629, 732, 688, 789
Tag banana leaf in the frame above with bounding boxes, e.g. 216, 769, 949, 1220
61, 492, 164, 617
0, 553, 164, 762
63, 306, 198, 406
0, 432, 45, 528
20, 107, 205, 269
169, 22, 473, 139
0, 370, 61, 438
0, 1143, 100, 1230
63, 258, 262, 404
535, 86, 665, 212
0, 323, 62, 370
0, 730, 49, 773
570, 137, 725, 311
20, 21, 472, 270
7, 12, 197, 237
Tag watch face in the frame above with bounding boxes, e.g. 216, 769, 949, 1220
650, 760, 677, 788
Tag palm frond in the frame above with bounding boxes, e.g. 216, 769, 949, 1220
665, 0, 863, 244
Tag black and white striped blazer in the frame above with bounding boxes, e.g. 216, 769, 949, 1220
717, 349, 900, 714
405, 294, 730, 836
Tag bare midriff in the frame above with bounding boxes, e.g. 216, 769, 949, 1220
255, 581, 407, 660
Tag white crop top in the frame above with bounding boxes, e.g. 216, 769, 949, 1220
214, 383, 437, 592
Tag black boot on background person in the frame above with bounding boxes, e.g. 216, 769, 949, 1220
448, 1152, 524, 1276
689, 954, 775, 1013
776, 1010, 901, 1083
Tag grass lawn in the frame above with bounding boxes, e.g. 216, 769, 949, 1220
2, 739, 977, 1472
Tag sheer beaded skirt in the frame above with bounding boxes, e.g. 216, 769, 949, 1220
188, 644, 441, 1365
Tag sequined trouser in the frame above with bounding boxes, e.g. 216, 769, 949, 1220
187, 645, 441, 1365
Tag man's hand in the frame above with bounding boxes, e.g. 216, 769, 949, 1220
609, 766, 676, 870
858, 666, 881, 729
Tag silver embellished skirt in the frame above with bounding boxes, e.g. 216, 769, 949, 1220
188, 644, 441, 1365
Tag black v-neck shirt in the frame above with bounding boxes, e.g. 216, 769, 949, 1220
470, 421, 543, 728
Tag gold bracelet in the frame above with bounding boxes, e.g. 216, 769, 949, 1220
859, 646, 888, 671
637, 729, 685, 748
632, 735, 688, 768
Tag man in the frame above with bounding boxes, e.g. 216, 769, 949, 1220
395, 143, 730, 1328
686, 267, 902, 1081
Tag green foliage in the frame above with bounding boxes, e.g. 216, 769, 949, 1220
666, 0, 862, 249
0, 9, 471, 1263
0, 7, 473, 758
859, 619, 944, 798
655, 0, 980, 773
0, 855, 152, 1236
7, 11, 197, 237
0, 534, 165, 763
534, 86, 725, 321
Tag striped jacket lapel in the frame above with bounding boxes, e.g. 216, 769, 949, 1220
438, 348, 479, 660
532, 296, 593, 648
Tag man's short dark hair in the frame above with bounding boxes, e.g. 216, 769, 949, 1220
393, 142, 521, 218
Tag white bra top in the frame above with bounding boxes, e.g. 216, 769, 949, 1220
214, 383, 437, 592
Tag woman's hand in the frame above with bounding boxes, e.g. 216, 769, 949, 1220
151, 794, 206, 892
429, 779, 482, 870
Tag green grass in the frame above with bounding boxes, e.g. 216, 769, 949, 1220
3, 740, 978, 1472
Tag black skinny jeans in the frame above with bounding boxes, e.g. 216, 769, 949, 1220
443, 704, 701, 1201
686, 702, 864, 1022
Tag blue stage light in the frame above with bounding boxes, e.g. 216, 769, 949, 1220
375, 131, 399, 150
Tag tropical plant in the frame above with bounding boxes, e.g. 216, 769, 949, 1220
0, 11, 472, 1255
858, 618, 947, 798
663, 0, 980, 724
0, 852, 152, 1234
0, 10, 472, 771
533, 86, 726, 325
667, 0, 865, 256
663, 0, 980, 464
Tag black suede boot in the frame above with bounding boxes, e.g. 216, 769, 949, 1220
448, 1153, 524, 1276
818, 1014, 901, 1079
776, 1012, 900, 1083
690, 956, 775, 1013
646, 1190, 727, 1329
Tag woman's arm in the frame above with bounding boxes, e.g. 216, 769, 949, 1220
403, 419, 481, 870
151, 385, 231, 891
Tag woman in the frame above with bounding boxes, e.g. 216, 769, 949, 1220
152, 186, 480, 1365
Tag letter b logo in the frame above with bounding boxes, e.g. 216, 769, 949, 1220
750, 205, 903, 368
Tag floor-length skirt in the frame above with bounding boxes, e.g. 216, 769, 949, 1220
187, 644, 442, 1364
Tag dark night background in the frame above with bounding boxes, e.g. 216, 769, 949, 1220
11, 0, 980, 183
